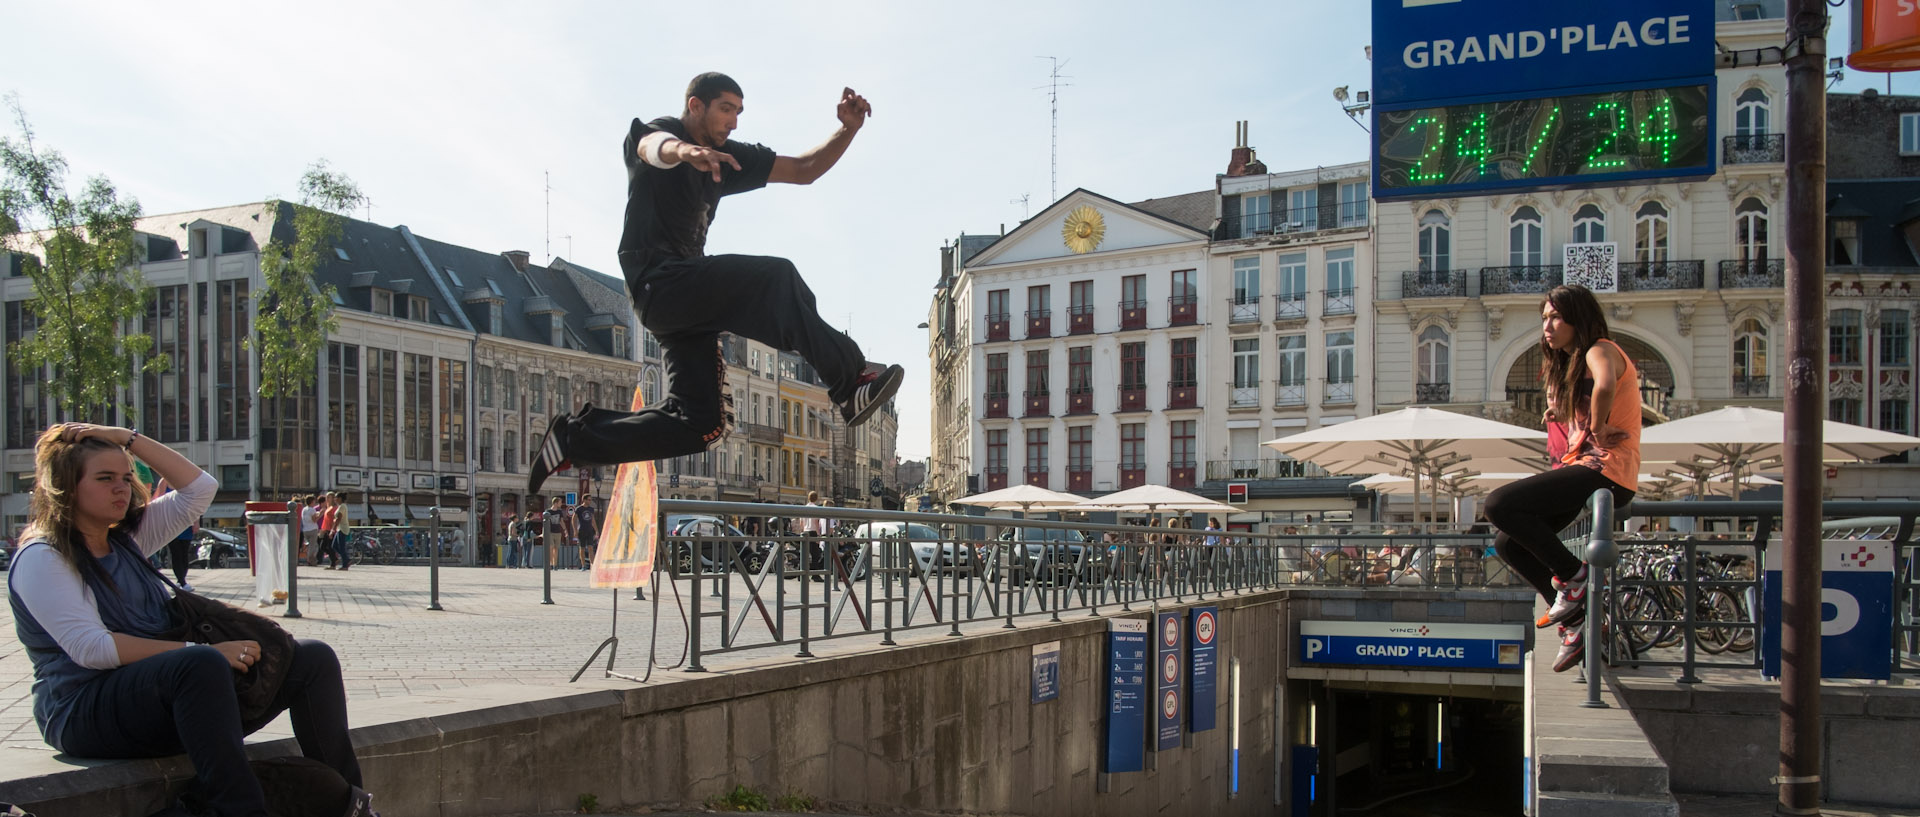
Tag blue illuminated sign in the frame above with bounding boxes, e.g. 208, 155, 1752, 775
1762, 540, 1895, 681
1299, 621, 1525, 670
1105, 619, 1148, 774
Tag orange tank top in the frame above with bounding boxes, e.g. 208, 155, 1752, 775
1562, 338, 1641, 491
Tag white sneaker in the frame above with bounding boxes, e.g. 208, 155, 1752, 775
1546, 565, 1589, 625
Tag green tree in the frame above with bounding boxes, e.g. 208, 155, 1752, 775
0, 94, 163, 422
253, 161, 363, 493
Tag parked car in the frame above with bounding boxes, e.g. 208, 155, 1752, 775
0, 543, 12, 571
998, 527, 1108, 586
192, 529, 245, 569
662, 514, 773, 576
852, 522, 973, 577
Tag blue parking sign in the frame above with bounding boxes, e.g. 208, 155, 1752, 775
1762, 540, 1895, 680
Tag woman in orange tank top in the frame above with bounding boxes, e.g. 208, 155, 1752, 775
1484, 285, 1640, 672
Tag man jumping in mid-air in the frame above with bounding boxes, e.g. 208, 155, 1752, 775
529, 72, 903, 494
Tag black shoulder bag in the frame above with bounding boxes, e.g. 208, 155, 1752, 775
128, 541, 297, 725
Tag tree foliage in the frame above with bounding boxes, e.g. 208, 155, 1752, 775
0, 94, 162, 420
253, 161, 363, 400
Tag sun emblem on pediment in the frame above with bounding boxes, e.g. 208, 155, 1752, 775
1062, 205, 1106, 254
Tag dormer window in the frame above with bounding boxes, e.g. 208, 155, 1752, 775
408, 295, 429, 321
372, 289, 393, 315
612, 326, 629, 358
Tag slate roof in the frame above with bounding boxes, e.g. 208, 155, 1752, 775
1128, 190, 1215, 233
1826, 180, 1920, 268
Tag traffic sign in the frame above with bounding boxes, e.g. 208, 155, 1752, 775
1189, 606, 1219, 733
1762, 540, 1895, 680
1155, 611, 1185, 751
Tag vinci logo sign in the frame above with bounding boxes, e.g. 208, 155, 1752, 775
1372, 0, 1713, 106
1763, 540, 1895, 680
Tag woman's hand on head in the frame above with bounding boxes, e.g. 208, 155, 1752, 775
56, 423, 134, 447
211, 640, 262, 673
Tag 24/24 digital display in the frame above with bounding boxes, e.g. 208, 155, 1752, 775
1374, 84, 1712, 197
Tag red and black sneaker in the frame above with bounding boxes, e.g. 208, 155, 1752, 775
1552, 624, 1585, 673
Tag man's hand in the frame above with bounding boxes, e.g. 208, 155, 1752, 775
836, 87, 872, 131
668, 140, 742, 183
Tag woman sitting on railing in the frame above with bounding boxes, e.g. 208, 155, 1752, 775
1485, 284, 1641, 673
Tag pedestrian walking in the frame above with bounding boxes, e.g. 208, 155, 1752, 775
152, 478, 196, 592
527, 72, 904, 495
575, 497, 600, 571
543, 498, 576, 569
315, 493, 337, 568
1485, 284, 1641, 673
502, 513, 521, 568
299, 495, 321, 566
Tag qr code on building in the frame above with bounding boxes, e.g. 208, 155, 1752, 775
1562, 242, 1618, 293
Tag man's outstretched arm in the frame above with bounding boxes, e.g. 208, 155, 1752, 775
769, 87, 871, 186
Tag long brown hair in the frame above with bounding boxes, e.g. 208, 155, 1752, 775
23, 427, 152, 590
1540, 284, 1610, 422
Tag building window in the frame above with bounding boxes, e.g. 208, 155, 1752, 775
1121, 274, 1146, 308
1242, 192, 1272, 235
1277, 335, 1307, 406
142, 285, 191, 442
1510, 206, 1544, 266
1417, 325, 1450, 386
1882, 399, 1912, 435
557, 376, 573, 415
1120, 342, 1145, 391
5, 302, 45, 448
501, 367, 518, 411
503, 430, 518, 473
1735, 87, 1771, 137
1068, 426, 1092, 472
1068, 346, 1092, 394
405, 353, 434, 462
1327, 330, 1355, 403
1571, 204, 1607, 244
1902, 112, 1920, 156
216, 280, 251, 440
1027, 285, 1050, 316
1025, 428, 1049, 480
439, 359, 466, 465
478, 365, 493, 409
1025, 349, 1050, 395
479, 427, 493, 472
1831, 217, 1862, 265
1232, 255, 1261, 322
1883, 310, 1911, 367
372, 289, 392, 316
1171, 337, 1197, 387
1290, 187, 1319, 231
1634, 201, 1670, 263
987, 428, 1008, 474
643, 369, 661, 406
368, 348, 399, 459
1830, 397, 1863, 426
1734, 318, 1768, 392
1338, 181, 1368, 226
987, 353, 1009, 398
1735, 198, 1769, 264
987, 289, 1009, 321
1170, 269, 1197, 305
1418, 209, 1451, 272
1232, 338, 1260, 407
328, 343, 360, 457
1831, 309, 1863, 366
1120, 423, 1145, 469
1325, 247, 1355, 315
1276, 252, 1307, 319
1170, 420, 1196, 466
529, 373, 546, 413
1070, 279, 1094, 317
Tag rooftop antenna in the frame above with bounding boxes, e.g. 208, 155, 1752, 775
362, 195, 374, 223
1011, 193, 1030, 219
1037, 56, 1072, 203
544, 170, 551, 263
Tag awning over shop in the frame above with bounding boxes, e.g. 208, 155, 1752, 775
407, 506, 435, 521
368, 505, 405, 524
204, 502, 246, 520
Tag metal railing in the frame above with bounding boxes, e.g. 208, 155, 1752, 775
1203, 458, 1330, 480
1720, 258, 1784, 288
651, 500, 1506, 671
1732, 376, 1769, 397
1325, 379, 1355, 404
1274, 380, 1306, 407
1274, 295, 1307, 321
1481, 264, 1563, 295
1416, 382, 1450, 404
1723, 133, 1785, 164
1590, 500, 1920, 684
1224, 202, 1364, 239
1229, 381, 1259, 408
1325, 287, 1355, 315
1401, 270, 1468, 298
1618, 260, 1705, 291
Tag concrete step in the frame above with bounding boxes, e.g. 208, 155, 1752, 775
1537, 748, 1672, 799
1536, 790, 1680, 817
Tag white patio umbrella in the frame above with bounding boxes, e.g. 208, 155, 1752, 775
1266, 407, 1549, 530
950, 484, 1089, 517
1073, 484, 1239, 516
1639, 406, 1920, 492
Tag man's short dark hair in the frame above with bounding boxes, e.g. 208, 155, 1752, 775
687, 72, 743, 105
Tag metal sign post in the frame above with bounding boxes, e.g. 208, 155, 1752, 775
428, 505, 443, 611
283, 501, 303, 618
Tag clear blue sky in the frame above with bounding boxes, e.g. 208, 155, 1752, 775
5, 1, 1915, 459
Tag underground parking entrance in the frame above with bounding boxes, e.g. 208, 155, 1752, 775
1290, 678, 1524, 817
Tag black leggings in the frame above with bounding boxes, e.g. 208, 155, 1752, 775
1484, 466, 1633, 602
563, 252, 869, 466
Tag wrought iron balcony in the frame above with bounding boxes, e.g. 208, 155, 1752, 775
1168, 460, 1197, 488
1025, 309, 1052, 338
1119, 299, 1148, 330
1204, 458, 1331, 481
1023, 465, 1050, 488
1119, 466, 1146, 489
744, 422, 784, 444
1325, 379, 1355, 405
1229, 380, 1260, 408
1325, 287, 1355, 316
1167, 380, 1199, 409
1618, 260, 1705, 291
984, 465, 1008, 491
1401, 270, 1467, 298
985, 312, 1010, 341
1065, 386, 1095, 415
1732, 376, 1770, 397
1481, 264, 1563, 295
1416, 382, 1451, 404
1273, 381, 1306, 407
1169, 294, 1198, 326
1118, 386, 1147, 412
1068, 303, 1095, 335
1720, 259, 1784, 289
1724, 133, 1784, 164
1228, 295, 1261, 324
1222, 201, 1366, 239
1023, 390, 1050, 418
1273, 295, 1307, 321
1067, 466, 1091, 492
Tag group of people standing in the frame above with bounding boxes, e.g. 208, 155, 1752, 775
295, 493, 352, 571
500, 496, 600, 570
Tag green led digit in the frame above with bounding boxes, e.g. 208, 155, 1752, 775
1520, 105, 1560, 175
1410, 114, 1447, 183
1585, 101, 1626, 170
1456, 111, 1491, 176
1636, 96, 1678, 165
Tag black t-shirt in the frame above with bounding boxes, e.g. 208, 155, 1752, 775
618, 116, 776, 262
575, 505, 598, 537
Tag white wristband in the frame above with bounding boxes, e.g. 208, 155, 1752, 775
638, 131, 682, 170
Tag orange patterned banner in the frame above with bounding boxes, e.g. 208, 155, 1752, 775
590, 389, 657, 589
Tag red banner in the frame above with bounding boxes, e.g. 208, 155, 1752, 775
1851, 0, 1920, 72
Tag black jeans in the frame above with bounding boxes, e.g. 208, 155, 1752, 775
168, 537, 193, 584
1484, 466, 1634, 602
55, 639, 361, 817
566, 252, 868, 466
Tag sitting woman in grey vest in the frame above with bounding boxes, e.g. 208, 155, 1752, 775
7, 423, 362, 816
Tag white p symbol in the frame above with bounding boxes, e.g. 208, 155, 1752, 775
1306, 638, 1324, 659
1821, 588, 1861, 637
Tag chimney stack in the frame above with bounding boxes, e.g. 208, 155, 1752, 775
503, 250, 531, 272
1226, 121, 1263, 177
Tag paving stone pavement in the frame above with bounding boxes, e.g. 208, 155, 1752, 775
1, 559, 1098, 753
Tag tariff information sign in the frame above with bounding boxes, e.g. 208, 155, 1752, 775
1155, 611, 1185, 752
1032, 640, 1061, 704
1763, 540, 1895, 681
1104, 619, 1148, 774
1189, 606, 1219, 733
1300, 621, 1526, 669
